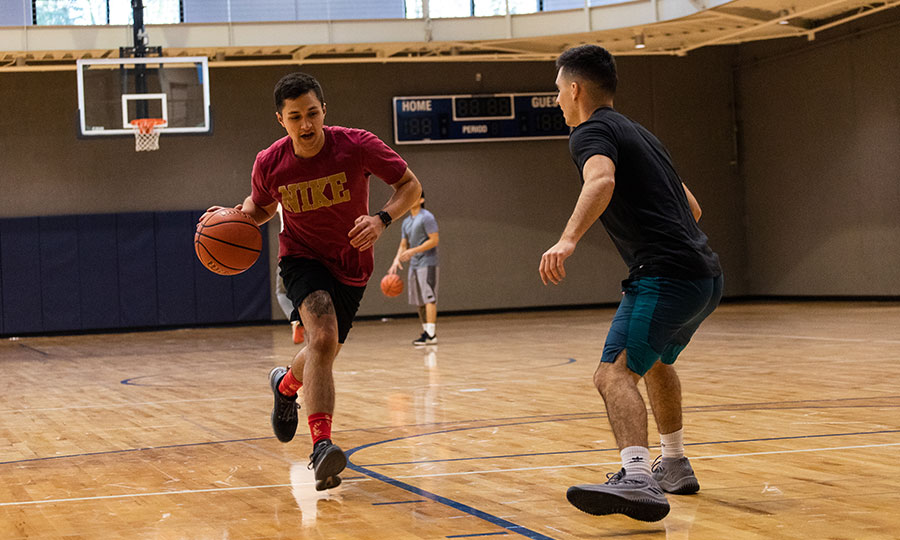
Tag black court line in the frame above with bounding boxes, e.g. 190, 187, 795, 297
371, 499, 427, 505
357, 429, 900, 467
118, 358, 578, 387
0, 436, 274, 466
326, 394, 900, 436
15, 343, 50, 356
3, 412, 897, 467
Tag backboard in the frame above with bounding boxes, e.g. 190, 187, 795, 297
76, 56, 211, 137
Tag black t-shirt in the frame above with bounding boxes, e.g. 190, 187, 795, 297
569, 107, 721, 280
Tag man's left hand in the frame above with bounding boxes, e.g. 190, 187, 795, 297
348, 215, 385, 251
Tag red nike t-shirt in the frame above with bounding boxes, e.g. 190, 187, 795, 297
251, 126, 408, 286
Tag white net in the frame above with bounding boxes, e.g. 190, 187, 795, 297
134, 131, 161, 152
131, 119, 166, 152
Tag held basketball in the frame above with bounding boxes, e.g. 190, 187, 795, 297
194, 209, 262, 275
381, 273, 404, 297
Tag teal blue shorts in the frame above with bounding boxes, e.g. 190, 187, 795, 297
601, 274, 724, 376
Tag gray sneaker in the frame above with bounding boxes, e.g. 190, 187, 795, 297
652, 456, 700, 495
566, 468, 670, 522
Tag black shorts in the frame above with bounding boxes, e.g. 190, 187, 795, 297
279, 257, 367, 344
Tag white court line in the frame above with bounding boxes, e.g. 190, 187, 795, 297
2, 441, 897, 508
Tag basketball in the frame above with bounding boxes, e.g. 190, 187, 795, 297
381, 273, 403, 297
194, 209, 262, 275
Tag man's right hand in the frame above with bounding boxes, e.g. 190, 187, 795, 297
197, 205, 230, 231
388, 259, 403, 274
539, 239, 577, 285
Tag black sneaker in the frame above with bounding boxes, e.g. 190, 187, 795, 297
268, 366, 299, 443
412, 332, 437, 346
308, 439, 347, 491
566, 468, 670, 522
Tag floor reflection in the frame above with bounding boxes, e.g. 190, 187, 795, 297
664, 496, 699, 540
289, 461, 342, 527
423, 345, 438, 368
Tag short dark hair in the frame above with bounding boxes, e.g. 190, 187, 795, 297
555, 45, 617, 97
274, 72, 325, 112
419, 190, 425, 208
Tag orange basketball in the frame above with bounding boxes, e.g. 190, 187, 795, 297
194, 209, 262, 275
381, 273, 403, 297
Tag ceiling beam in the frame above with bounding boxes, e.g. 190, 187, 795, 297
675, 0, 852, 54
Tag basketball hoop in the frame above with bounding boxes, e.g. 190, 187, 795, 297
130, 118, 167, 151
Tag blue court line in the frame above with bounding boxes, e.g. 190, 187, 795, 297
346, 461, 555, 540
371, 499, 427, 505
345, 425, 563, 540
447, 532, 509, 538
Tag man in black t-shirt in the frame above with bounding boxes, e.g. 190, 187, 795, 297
539, 44, 723, 522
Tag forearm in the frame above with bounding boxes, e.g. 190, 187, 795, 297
560, 177, 614, 244
380, 169, 422, 222
239, 195, 276, 226
407, 238, 438, 254
393, 240, 408, 261
682, 183, 702, 222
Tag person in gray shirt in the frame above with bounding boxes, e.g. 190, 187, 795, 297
389, 191, 440, 345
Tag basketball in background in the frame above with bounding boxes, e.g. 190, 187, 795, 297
381, 273, 403, 297
194, 209, 262, 275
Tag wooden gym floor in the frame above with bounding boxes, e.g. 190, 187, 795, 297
1, 301, 898, 539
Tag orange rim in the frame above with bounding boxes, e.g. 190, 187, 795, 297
130, 118, 167, 134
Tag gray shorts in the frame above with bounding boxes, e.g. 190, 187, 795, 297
408, 266, 439, 306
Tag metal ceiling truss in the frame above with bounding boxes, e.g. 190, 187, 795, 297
1, 0, 897, 71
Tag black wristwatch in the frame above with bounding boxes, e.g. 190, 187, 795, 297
375, 210, 392, 227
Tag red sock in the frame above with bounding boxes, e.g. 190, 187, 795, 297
308, 413, 333, 445
278, 369, 302, 396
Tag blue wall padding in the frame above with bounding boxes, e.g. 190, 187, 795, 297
39, 216, 81, 332
78, 214, 121, 329
194, 261, 236, 324
233, 228, 271, 321
116, 212, 159, 328
1, 217, 43, 334
0, 210, 271, 336
155, 211, 198, 326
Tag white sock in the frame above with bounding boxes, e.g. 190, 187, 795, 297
424, 323, 436, 337
621, 446, 652, 477
660, 428, 684, 459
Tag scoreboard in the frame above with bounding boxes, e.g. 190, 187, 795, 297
392, 93, 569, 145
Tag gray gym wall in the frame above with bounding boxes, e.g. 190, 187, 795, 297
0, 10, 897, 324
735, 10, 900, 297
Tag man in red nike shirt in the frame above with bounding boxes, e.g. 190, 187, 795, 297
200, 72, 421, 491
